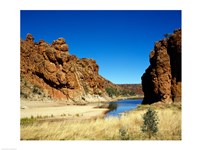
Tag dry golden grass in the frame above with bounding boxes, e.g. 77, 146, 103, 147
20, 104, 181, 140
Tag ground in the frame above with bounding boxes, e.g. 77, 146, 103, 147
20, 101, 181, 140
21, 100, 108, 120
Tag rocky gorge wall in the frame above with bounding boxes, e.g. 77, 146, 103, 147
20, 34, 119, 104
142, 29, 181, 104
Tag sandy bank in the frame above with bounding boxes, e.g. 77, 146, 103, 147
109, 95, 144, 102
20, 100, 108, 120
20, 95, 143, 120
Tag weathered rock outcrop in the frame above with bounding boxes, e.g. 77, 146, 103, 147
142, 29, 181, 104
20, 34, 120, 104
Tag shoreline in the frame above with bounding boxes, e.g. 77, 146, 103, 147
21, 102, 181, 140
20, 100, 109, 120
20, 95, 143, 120
109, 95, 144, 102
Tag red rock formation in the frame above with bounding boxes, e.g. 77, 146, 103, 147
20, 34, 118, 103
142, 29, 181, 104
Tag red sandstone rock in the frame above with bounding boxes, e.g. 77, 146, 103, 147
142, 29, 181, 104
26, 33, 34, 42
20, 34, 122, 103
52, 38, 69, 52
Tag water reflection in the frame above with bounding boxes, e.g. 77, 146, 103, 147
106, 99, 142, 117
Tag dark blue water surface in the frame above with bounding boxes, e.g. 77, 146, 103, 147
106, 99, 142, 117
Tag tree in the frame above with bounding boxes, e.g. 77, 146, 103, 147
141, 108, 159, 139
108, 103, 118, 111
105, 87, 118, 97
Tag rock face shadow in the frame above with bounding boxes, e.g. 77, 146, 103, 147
142, 29, 181, 104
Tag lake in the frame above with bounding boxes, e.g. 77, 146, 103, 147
106, 99, 142, 117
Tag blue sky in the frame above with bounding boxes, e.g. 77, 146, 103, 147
21, 10, 181, 84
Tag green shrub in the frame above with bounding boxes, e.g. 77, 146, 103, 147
119, 90, 135, 96
141, 108, 159, 139
108, 103, 118, 111
105, 87, 118, 97
32, 85, 42, 95
20, 117, 37, 126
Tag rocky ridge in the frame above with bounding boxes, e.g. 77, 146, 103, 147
142, 29, 181, 104
117, 84, 143, 96
20, 34, 123, 104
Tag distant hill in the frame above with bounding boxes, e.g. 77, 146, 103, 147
117, 84, 144, 96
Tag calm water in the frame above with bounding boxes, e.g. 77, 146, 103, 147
106, 99, 142, 117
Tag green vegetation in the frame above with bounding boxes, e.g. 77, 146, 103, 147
20, 75, 44, 99
141, 108, 159, 139
20, 117, 37, 126
21, 114, 56, 126
105, 87, 118, 97
105, 87, 135, 98
119, 89, 135, 96
108, 103, 118, 111
32, 85, 43, 95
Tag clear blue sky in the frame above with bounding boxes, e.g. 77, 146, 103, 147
20, 10, 181, 84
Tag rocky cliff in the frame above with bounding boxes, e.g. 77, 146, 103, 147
20, 34, 121, 104
142, 29, 181, 104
